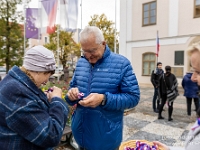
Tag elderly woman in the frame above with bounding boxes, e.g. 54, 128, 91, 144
0, 45, 69, 149
154, 43, 200, 150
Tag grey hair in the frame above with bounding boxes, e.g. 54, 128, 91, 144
79, 26, 104, 44
187, 43, 200, 56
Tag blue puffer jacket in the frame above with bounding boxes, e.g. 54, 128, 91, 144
182, 73, 199, 98
65, 45, 140, 150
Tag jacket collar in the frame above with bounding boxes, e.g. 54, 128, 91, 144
8, 66, 39, 95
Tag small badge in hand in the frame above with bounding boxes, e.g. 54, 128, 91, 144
78, 92, 84, 99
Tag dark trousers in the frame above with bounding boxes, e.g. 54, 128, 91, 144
159, 94, 174, 119
186, 97, 199, 116
153, 87, 160, 110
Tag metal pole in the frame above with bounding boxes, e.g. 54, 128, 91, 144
38, 0, 41, 45
80, 0, 83, 56
23, 0, 27, 55
57, 1, 60, 81
114, 0, 117, 53
81, 0, 82, 30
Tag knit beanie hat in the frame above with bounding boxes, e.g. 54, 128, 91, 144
23, 45, 56, 72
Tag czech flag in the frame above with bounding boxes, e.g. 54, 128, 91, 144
41, 0, 58, 34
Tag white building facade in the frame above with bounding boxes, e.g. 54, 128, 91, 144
119, 0, 200, 86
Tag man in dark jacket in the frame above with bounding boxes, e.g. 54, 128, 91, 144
65, 26, 140, 150
151, 62, 164, 113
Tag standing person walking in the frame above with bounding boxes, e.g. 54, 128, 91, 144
151, 62, 164, 113
158, 66, 178, 121
182, 70, 199, 116
0, 45, 69, 149
65, 26, 140, 150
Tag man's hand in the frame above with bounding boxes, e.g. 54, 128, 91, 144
79, 93, 104, 108
67, 87, 79, 101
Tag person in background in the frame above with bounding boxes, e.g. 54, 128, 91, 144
158, 66, 178, 121
65, 26, 140, 150
153, 43, 200, 150
182, 69, 199, 116
151, 62, 164, 113
0, 45, 69, 150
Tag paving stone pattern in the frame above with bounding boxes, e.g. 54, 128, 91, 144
122, 86, 197, 147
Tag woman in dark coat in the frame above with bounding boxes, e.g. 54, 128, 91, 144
158, 66, 178, 121
182, 71, 199, 116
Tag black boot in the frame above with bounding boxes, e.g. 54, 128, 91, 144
194, 98, 199, 112
157, 99, 160, 110
158, 115, 164, 119
168, 106, 173, 121
158, 111, 164, 119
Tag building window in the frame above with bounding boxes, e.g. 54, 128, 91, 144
142, 1, 156, 26
174, 51, 184, 65
171, 67, 183, 78
194, 0, 200, 18
142, 53, 156, 76
45, 37, 48, 44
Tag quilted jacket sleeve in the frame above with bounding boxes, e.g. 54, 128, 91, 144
103, 59, 140, 111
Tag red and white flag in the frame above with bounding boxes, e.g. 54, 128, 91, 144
41, 0, 58, 34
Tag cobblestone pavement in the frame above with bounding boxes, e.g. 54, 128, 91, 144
122, 85, 196, 148
59, 86, 195, 149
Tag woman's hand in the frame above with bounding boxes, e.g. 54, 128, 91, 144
48, 86, 62, 102
153, 141, 170, 150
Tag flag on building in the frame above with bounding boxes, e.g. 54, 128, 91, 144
60, 0, 79, 32
156, 31, 160, 57
41, 0, 58, 34
25, 8, 40, 39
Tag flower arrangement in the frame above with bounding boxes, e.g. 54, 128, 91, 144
41, 80, 74, 125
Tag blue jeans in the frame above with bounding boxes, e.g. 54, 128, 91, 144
152, 87, 160, 110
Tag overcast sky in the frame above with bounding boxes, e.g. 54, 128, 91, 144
17, 0, 120, 31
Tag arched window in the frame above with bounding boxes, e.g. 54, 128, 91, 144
142, 52, 156, 76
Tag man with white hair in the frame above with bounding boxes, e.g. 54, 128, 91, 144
66, 26, 140, 150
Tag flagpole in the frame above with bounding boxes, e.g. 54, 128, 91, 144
23, 0, 27, 55
156, 30, 159, 63
114, 0, 116, 53
81, 0, 82, 30
38, 0, 41, 45
57, 0, 60, 67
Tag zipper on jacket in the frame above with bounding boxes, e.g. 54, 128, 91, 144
87, 65, 93, 95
